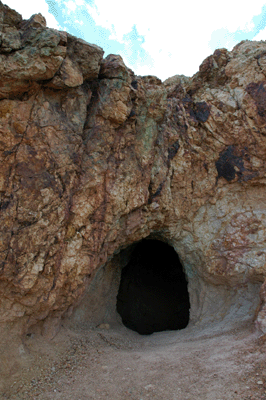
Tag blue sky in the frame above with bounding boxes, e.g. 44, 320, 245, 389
5, 0, 266, 80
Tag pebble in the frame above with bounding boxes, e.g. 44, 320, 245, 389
144, 384, 154, 390
257, 381, 263, 385
97, 323, 110, 330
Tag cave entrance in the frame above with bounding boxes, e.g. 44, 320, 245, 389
116, 239, 190, 335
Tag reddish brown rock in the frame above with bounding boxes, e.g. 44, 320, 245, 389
1, 2, 266, 339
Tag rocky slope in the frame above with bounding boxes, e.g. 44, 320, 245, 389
1, 1, 266, 339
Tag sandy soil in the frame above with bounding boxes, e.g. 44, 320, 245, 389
1, 321, 266, 400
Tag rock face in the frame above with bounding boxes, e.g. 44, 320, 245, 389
1, 2, 266, 337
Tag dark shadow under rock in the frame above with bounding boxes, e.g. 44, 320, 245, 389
116, 239, 190, 335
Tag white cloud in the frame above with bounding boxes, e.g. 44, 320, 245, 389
65, 0, 77, 12
4, 0, 266, 80
64, 0, 85, 13
85, 0, 266, 79
4, 0, 60, 29
253, 27, 266, 41
74, 19, 84, 26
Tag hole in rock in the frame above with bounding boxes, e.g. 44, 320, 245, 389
116, 239, 190, 335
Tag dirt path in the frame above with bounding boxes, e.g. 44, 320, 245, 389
1, 322, 266, 400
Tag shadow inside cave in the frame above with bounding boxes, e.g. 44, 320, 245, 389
116, 239, 190, 335
66, 235, 261, 337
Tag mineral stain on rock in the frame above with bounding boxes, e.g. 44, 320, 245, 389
168, 140, 180, 160
246, 81, 266, 120
182, 96, 211, 123
191, 101, 211, 122
216, 145, 245, 182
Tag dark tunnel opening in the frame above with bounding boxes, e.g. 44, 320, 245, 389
116, 239, 190, 335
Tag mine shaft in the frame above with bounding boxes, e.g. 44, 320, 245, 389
116, 239, 190, 335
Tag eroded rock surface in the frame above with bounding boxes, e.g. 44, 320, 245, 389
1, 1, 266, 337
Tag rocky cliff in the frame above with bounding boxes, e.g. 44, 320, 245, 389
1, 1, 266, 338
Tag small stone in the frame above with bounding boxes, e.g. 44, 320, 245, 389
97, 323, 110, 330
144, 384, 154, 390
257, 381, 263, 385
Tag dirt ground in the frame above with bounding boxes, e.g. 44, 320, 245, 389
1, 319, 266, 400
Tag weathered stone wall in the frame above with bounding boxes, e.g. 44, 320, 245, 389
1, 2, 266, 337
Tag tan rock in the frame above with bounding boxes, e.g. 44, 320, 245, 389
49, 56, 84, 88
1, 2, 266, 338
